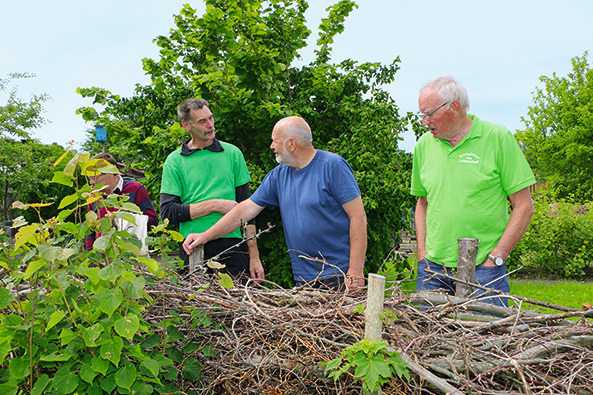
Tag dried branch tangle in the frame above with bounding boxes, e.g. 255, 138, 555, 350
143, 270, 593, 395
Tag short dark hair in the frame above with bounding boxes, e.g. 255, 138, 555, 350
177, 98, 210, 123
91, 152, 118, 167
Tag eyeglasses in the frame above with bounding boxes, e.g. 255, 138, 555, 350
418, 101, 451, 120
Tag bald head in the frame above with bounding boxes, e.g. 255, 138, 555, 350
273, 116, 313, 145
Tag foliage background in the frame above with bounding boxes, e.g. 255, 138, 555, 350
0, 73, 72, 224
77, 0, 419, 286
516, 52, 592, 201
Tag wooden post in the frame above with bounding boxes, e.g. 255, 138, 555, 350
456, 238, 479, 298
365, 274, 386, 395
188, 245, 204, 274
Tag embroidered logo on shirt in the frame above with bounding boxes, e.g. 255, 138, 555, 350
458, 153, 479, 164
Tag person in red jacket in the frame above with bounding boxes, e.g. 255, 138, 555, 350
85, 153, 158, 251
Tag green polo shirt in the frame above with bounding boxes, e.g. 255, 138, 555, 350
410, 115, 535, 267
160, 140, 251, 238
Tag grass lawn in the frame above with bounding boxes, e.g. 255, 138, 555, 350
509, 278, 593, 312
394, 271, 593, 312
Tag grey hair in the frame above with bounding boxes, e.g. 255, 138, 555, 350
283, 123, 313, 144
420, 77, 470, 112
177, 98, 210, 123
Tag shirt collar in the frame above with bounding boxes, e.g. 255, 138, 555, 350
180, 138, 224, 156
113, 175, 124, 194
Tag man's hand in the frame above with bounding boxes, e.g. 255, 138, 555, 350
249, 257, 265, 281
182, 233, 207, 255
346, 270, 365, 289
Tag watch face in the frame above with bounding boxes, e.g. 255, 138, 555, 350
494, 257, 504, 266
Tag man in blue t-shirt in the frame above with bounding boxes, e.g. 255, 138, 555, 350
182, 116, 367, 291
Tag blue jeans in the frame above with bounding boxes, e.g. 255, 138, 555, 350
416, 258, 510, 307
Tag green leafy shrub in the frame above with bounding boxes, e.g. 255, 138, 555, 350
322, 338, 409, 392
510, 195, 593, 277
0, 153, 213, 395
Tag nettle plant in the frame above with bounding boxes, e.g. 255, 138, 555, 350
0, 152, 208, 394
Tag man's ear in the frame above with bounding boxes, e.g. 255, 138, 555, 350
181, 120, 191, 131
287, 137, 297, 152
450, 100, 462, 114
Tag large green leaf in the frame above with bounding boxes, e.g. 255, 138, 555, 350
353, 352, 391, 393
98, 261, 124, 281
59, 328, 78, 346
77, 265, 101, 285
23, 258, 48, 280
53, 366, 80, 394
93, 234, 111, 252
218, 272, 234, 288
37, 244, 58, 262
114, 314, 140, 339
14, 224, 39, 250
59, 192, 80, 209
45, 310, 66, 332
100, 373, 116, 393
121, 276, 146, 299
140, 359, 160, 379
182, 357, 202, 380
135, 256, 164, 277
100, 336, 123, 366
31, 374, 51, 395
50, 171, 74, 187
79, 322, 104, 347
40, 351, 73, 362
8, 356, 29, 379
80, 363, 99, 384
0, 380, 18, 395
0, 287, 14, 309
115, 362, 137, 390
97, 288, 123, 317
0, 337, 11, 365
91, 356, 109, 375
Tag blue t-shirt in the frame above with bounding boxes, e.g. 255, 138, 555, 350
251, 150, 361, 282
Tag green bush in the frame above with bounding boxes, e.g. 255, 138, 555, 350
0, 153, 221, 395
510, 195, 593, 277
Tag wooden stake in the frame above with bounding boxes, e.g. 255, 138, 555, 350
456, 238, 479, 298
365, 273, 386, 395
189, 244, 204, 274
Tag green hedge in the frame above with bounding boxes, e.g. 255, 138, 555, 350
510, 195, 593, 278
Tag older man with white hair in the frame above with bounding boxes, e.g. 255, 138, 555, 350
411, 76, 536, 306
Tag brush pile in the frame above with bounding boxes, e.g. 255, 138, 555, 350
145, 271, 593, 394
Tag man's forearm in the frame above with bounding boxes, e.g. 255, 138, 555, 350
203, 199, 263, 242
348, 215, 367, 276
491, 188, 534, 258
245, 224, 260, 260
188, 200, 218, 220
415, 196, 428, 257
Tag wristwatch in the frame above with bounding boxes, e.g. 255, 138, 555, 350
487, 253, 506, 267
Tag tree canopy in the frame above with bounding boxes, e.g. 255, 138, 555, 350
0, 74, 69, 223
516, 52, 593, 202
77, 0, 418, 285
0, 73, 48, 139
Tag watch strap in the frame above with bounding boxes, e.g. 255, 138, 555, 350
487, 253, 505, 266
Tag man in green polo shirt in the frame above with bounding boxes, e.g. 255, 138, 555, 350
411, 77, 535, 307
160, 98, 264, 280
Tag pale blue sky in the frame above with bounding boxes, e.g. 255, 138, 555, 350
2, 0, 591, 152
